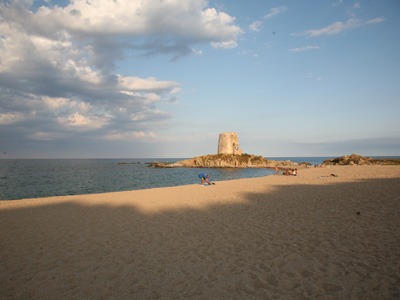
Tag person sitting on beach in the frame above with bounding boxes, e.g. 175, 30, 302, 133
198, 173, 213, 185
293, 169, 298, 176
283, 169, 293, 176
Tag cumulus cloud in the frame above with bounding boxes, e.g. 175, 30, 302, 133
295, 17, 385, 37
0, 0, 242, 150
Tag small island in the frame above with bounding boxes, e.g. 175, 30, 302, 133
148, 132, 308, 169
148, 153, 309, 169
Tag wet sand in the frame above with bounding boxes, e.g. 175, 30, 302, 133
1, 165, 400, 299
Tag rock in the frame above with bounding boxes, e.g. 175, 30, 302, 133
322, 154, 400, 166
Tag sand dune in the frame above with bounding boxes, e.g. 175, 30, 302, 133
1, 165, 400, 299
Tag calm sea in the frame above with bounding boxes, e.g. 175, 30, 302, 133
0, 156, 392, 200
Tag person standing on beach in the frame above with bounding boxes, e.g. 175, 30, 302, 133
275, 165, 279, 175
198, 173, 213, 185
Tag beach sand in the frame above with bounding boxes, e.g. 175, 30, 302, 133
1, 165, 400, 299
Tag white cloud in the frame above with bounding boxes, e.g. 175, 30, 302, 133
104, 131, 158, 141
332, 0, 344, 7
0, 0, 242, 146
200, 8, 242, 44
211, 40, 238, 49
31, 131, 64, 141
42, 97, 72, 110
296, 17, 385, 37
248, 6, 287, 33
130, 109, 171, 122
305, 18, 362, 36
118, 76, 180, 93
0, 112, 24, 125
57, 112, 109, 130
249, 21, 262, 32
264, 6, 287, 19
289, 45, 320, 52
28, 1, 242, 49
366, 17, 385, 25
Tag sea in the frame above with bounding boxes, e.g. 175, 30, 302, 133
0, 156, 396, 200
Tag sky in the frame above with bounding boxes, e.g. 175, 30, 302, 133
1, 0, 399, 159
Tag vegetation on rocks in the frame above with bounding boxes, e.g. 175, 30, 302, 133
148, 154, 308, 169
322, 154, 400, 166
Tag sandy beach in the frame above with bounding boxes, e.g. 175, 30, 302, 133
1, 165, 400, 299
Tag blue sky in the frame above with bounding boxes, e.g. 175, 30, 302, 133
1, 0, 399, 158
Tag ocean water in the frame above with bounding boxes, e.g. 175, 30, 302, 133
0, 156, 359, 200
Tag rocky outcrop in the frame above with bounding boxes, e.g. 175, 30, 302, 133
322, 154, 400, 166
148, 154, 309, 168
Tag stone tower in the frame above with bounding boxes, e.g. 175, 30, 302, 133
217, 132, 243, 155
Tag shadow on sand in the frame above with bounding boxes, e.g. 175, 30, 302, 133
1, 178, 399, 299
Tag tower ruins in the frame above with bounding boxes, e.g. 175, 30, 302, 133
217, 132, 243, 155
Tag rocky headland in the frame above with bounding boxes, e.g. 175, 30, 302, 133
322, 154, 400, 166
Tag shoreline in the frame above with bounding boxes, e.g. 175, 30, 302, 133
1, 165, 400, 298
0, 164, 396, 202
